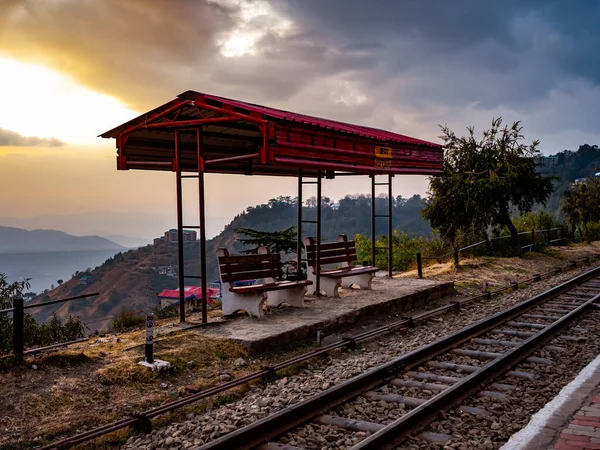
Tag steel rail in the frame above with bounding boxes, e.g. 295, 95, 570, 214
36, 254, 600, 450
353, 292, 600, 449
196, 265, 600, 450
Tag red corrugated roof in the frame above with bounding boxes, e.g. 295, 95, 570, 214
185, 91, 441, 148
158, 286, 220, 301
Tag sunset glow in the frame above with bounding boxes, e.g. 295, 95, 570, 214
0, 58, 137, 146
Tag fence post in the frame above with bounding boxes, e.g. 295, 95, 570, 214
416, 253, 423, 278
546, 228, 550, 244
454, 248, 459, 267
531, 229, 535, 248
13, 297, 24, 361
145, 313, 154, 364
560, 226, 565, 242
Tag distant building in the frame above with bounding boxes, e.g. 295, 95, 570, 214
79, 275, 94, 285
157, 285, 221, 311
154, 229, 197, 246
330, 203, 340, 210
157, 265, 176, 276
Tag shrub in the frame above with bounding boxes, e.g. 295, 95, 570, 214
0, 274, 86, 353
112, 310, 145, 331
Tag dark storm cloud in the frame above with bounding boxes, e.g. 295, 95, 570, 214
263, 0, 600, 147
0, 128, 65, 147
2, 0, 599, 152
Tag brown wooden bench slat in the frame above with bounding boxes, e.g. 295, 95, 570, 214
220, 260, 281, 274
308, 254, 358, 266
305, 241, 354, 252
305, 247, 356, 259
220, 268, 283, 283
321, 266, 379, 278
219, 254, 280, 264
230, 280, 312, 294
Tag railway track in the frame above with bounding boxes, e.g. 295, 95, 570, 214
197, 266, 600, 450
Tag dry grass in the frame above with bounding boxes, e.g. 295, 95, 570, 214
0, 329, 255, 449
397, 242, 600, 295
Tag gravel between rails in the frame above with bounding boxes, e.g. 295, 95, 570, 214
408, 312, 600, 450
123, 262, 600, 450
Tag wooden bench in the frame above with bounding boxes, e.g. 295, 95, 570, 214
216, 247, 312, 318
303, 235, 379, 297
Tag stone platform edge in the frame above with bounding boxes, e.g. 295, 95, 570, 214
237, 281, 454, 352
501, 352, 600, 450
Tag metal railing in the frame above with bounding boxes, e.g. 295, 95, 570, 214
0, 292, 99, 361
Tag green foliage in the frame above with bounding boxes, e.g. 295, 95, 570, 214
235, 226, 299, 279
512, 211, 562, 232
235, 226, 297, 255
422, 118, 556, 248
563, 176, 600, 242
584, 222, 600, 242
0, 273, 86, 354
112, 310, 145, 331
355, 231, 450, 271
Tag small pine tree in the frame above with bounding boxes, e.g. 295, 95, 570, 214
235, 226, 299, 279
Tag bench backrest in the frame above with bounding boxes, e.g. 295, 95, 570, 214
216, 247, 282, 283
303, 235, 357, 268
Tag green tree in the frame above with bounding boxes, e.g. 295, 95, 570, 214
235, 226, 298, 255
563, 177, 600, 242
422, 118, 555, 248
235, 226, 299, 278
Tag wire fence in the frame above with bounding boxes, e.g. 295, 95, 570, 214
415, 226, 569, 277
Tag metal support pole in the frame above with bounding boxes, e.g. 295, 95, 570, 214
13, 297, 24, 361
175, 130, 186, 323
388, 174, 393, 277
316, 171, 322, 297
197, 128, 208, 324
297, 170, 303, 280
371, 175, 376, 267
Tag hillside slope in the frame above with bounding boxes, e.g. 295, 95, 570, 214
538, 144, 600, 215
30, 195, 427, 331
0, 226, 123, 253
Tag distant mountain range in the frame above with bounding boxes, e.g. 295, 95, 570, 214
0, 212, 229, 241
0, 226, 124, 253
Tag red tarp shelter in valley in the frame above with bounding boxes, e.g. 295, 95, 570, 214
101, 91, 444, 324
158, 286, 220, 308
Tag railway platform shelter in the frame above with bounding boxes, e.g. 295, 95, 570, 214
101, 91, 444, 324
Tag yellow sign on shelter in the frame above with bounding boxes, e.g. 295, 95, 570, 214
375, 145, 393, 159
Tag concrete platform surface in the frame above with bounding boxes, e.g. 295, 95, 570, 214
201, 277, 454, 352
501, 353, 600, 450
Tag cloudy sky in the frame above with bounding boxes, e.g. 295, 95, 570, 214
1, 0, 599, 238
